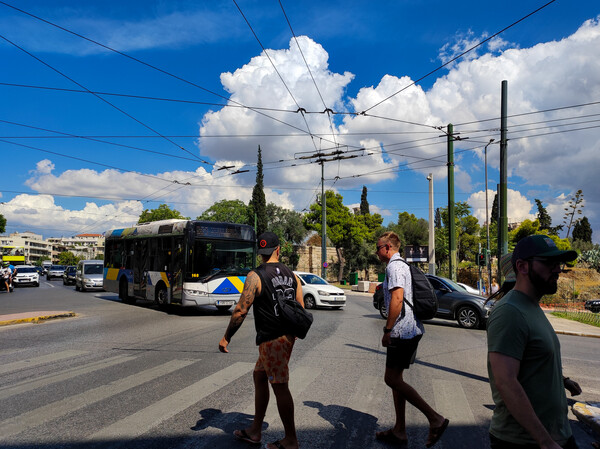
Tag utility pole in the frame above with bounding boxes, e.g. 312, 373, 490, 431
321, 161, 326, 279
427, 173, 435, 275
484, 139, 494, 295
498, 80, 508, 280
295, 148, 358, 280
447, 124, 457, 281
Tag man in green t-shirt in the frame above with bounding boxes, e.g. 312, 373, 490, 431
487, 235, 582, 449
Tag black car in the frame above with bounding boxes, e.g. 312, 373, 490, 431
62, 266, 77, 285
373, 274, 493, 329
585, 299, 600, 313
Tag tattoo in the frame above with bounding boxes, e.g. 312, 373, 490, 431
224, 271, 260, 342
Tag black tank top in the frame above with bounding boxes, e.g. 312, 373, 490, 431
253, 262, 298, 345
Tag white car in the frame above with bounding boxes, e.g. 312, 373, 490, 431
457, 282, 481, 295
13, 265, 40, 287
294, 271, 346, 310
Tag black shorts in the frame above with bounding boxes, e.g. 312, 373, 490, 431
385, 334, 422, 370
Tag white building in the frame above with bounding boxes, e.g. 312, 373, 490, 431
48, 234, 105, 261
0, 231, 53, 265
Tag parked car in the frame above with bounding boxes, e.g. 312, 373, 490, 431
13, 265, 40, 287
62, 266, 77, 285
372, 274, 493, 329
294, 271, 346, 309
75, 260, 104, 291
46, 265, 66, 280
585, 299, 600, 313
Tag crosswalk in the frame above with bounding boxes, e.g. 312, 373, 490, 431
0, 347, 483, 448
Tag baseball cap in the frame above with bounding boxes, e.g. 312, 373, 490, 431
499, 253, 516, 282
512, 235, 577, 264
257, 232, 280, 255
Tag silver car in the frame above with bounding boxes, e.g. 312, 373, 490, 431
75, 260, 104, 292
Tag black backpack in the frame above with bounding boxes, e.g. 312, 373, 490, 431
391, 258, 438, 320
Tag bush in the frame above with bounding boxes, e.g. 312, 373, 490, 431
580, 248, 600, 273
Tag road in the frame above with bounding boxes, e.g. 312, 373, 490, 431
1, 280, 598, 448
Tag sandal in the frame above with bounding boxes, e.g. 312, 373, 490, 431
426, 418, 449, 448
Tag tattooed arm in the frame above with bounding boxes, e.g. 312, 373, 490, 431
219, 271, 261, 353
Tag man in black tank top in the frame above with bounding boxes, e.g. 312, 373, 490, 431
219, 232, 304, 449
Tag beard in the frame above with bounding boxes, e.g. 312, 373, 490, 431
528, 266, 558, 296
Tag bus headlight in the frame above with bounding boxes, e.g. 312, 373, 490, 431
184, 289, 208, 296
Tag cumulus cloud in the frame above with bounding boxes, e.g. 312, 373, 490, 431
5, 18, 600, 242
468, 189, 536, 226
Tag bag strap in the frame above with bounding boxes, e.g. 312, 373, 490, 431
387, 258, 414, 310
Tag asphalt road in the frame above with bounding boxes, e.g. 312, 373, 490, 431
1, 281, 598, 448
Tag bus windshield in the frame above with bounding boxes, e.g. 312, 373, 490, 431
188, 239, 254, 281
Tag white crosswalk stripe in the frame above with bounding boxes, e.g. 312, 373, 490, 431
0, 359, 194, 438
433, 378, 476, 426
87, 361, 255, 442
0, 354, 135, 400
0, 349, 88, 375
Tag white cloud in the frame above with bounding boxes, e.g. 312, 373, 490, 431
468, 188, 535, 225
32, 159, 55, 175
0, 7, 237, 55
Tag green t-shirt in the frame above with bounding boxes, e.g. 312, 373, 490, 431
487, 290, 571, 445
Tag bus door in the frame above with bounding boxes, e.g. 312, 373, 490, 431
132, 239, 148, 298
170, 236, 185, 303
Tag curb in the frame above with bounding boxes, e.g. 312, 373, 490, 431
0, 312, 76, 327
554, 330, 600, 339
572, 402, 600, 436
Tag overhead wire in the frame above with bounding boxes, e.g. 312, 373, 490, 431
0, 1, 341, 147
0, 33, 210, 166
361, 0, 557, 113
231, 0, 319, 153
278, 0, 339, 149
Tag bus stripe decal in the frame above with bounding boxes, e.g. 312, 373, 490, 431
229, 276, 245, 292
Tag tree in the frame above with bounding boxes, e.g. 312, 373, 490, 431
198, 199, 249, 224
58, 251, 79, 266
434, 208, 442, 229
391, 212, 428, 246
0, 213, 5, 234
563, 189, 584, 239
490, 193, 498, 224
360, 186, 370, 215
535, 199, 552, 231
572, 216, 592, 243
439, 202, 481, 263
248, 146, 267, 235
138, 204, 188, 224
304, 190, 376, 282
265, 203, 308, 269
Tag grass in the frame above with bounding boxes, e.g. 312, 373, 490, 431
551, 309, 600, 328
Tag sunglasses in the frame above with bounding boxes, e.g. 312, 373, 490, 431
376, 244, 388, 252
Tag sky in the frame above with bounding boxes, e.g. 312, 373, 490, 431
0, 0, 599, 245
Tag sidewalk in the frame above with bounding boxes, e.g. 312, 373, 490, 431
0, 311, 76, 326
543, 310, 600, 338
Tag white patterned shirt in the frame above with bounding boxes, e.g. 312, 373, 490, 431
383, 253, 424, 339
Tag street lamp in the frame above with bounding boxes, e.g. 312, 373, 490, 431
484, 139, 495, 295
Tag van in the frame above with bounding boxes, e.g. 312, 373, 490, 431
75, 260, 104, 292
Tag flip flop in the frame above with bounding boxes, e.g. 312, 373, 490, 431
375, 429, 408, 446
234, 429, 261, 445
425, 418, 449, 448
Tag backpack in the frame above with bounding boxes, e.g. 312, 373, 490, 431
391, 258, 438, 320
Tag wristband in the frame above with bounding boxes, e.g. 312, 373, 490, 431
383, 327, 392, 334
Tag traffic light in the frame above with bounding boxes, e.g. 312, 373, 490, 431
478, 252, 486, 266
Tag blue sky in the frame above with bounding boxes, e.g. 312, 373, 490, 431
0, 0, 599, 244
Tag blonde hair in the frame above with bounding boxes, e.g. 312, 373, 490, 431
379, 231, 401, 250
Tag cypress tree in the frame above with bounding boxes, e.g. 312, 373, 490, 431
360, 186, 370, 215
572, 216, 592, 243
249, 146, 267, 235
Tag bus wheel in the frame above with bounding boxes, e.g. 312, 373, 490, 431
155, 286, 168, 306
119, 278, 135, 304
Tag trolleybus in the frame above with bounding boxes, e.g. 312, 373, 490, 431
103, 220, 256, 311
